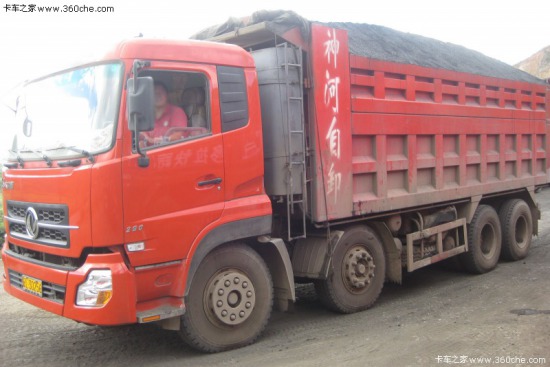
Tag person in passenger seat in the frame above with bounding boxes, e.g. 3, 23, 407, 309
182, 87, 207, 128
141, 81, 188, 146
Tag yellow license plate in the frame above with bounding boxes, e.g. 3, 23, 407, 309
22, 275, 43, 297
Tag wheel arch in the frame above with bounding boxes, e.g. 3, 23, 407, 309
184, 215, 271, 298
184, 216, 295, 312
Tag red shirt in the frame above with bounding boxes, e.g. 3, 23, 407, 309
154, 104, 187, 136
144, 104, 188, 142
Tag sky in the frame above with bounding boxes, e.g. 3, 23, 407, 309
0, 0, 549, 156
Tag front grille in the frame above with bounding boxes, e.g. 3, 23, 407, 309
9, 206, 26, 218
7, 201, 71, 248
10, 223, 25, 235
38, 209, 65, 223
8, 270, 66, 304
41, 228, 68, 242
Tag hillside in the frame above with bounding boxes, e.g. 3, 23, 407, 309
515, 46, 550, 80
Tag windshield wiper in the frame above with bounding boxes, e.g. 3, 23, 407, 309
63, 146, 95, 163
6, 135, 25, 168
3, 161, 19, 169
4, 152, 26, 168
46, 145, 96, 163
31, 150, 53, 167
17, 149, 53, 167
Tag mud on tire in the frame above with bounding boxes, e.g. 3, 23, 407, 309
179, 243, 273, 353
499, 199, 532, 261
460, 205, 502, 274
314, 226, 385, 314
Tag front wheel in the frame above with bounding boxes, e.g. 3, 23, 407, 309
315, 226, 385, 314
180, 243, 273, 352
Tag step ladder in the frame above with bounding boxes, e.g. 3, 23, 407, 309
277, 42, 307, 241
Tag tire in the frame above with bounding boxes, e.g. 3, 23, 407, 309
460, 205, 502, 274
499, 199, 532, 261
179, 243, 273, 352
314, 226, 385, 314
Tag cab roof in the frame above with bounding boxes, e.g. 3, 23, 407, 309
103, 38, 255, 68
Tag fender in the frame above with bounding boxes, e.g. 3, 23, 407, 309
184, 215, 271, 297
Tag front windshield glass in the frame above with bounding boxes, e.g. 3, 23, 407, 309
9, 63, 122, 161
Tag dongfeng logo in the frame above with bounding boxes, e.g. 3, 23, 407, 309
25, 207, 39, 239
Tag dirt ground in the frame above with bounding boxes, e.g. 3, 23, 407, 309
1, 190, 549, 367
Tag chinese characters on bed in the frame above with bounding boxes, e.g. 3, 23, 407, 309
323, 29, 341, 204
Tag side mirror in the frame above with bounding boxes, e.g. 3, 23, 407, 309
127, 76, 155, 132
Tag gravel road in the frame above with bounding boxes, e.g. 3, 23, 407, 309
1, 190, 549, 367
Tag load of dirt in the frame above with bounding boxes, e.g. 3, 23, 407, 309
192, 10, 545, 85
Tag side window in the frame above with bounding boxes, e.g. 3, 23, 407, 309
217, 66, 249, 132
138, 70, 210, 149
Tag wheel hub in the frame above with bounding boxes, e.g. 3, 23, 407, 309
208, 270, 255, 326
343, 245, 375, 291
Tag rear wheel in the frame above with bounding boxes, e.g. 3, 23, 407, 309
315, 226, 385, 314
460, 205, 502, 274
499, 199, 532, 261
180, 243, 273, 352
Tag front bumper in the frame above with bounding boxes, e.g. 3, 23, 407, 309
2, 247, 137, 326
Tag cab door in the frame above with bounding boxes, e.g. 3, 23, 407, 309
121, 64, 223, 267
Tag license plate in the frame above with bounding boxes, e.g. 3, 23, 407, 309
21, 275, 43, 297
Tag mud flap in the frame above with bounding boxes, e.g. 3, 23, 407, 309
255, 237, 296, 312
370, 222, 403, 284
291, 231, 344, 279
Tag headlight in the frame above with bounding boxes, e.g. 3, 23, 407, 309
76, 269, 113, 307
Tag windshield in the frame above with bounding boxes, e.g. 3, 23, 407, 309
8, 63, 123, 161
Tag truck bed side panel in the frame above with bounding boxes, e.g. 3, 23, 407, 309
349, 56, 547, 216
308, 24, 548, 222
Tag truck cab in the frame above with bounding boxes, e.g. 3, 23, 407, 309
2, 39, 283, 343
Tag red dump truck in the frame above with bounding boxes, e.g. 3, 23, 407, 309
2, 12, 549, 352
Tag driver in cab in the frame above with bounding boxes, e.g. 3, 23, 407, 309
141, 81, 187, 147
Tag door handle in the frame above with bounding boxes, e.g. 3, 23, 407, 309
198, 177, 222, 187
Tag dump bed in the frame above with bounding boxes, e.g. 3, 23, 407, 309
198, 11, 550, 223
308, 24, 548, 221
